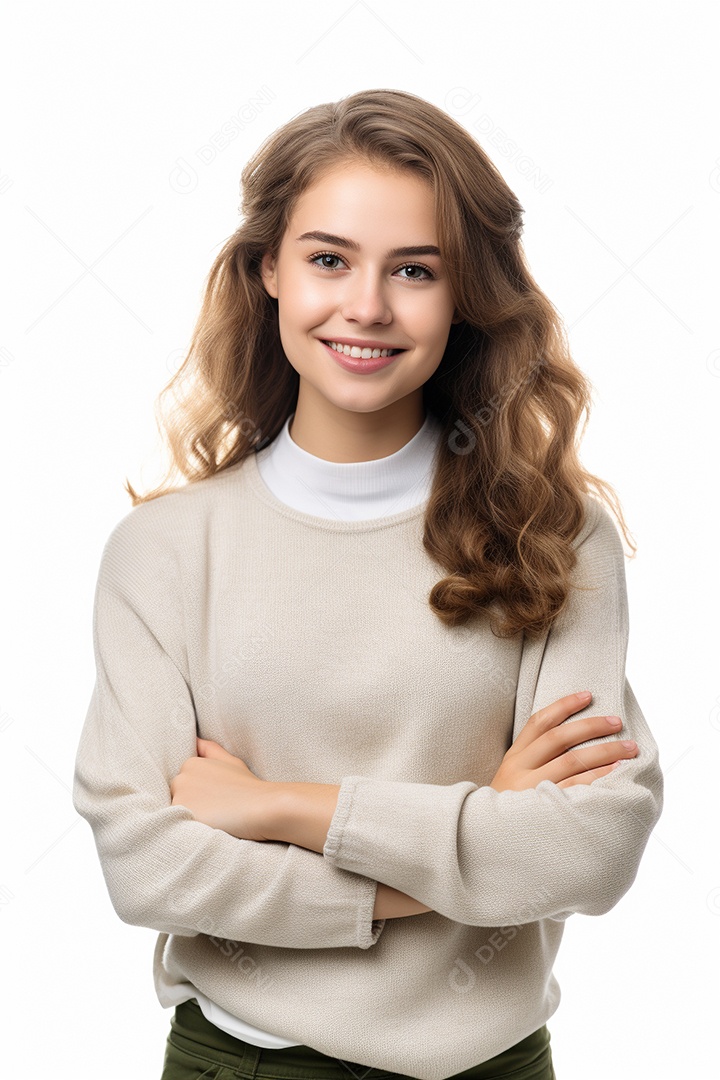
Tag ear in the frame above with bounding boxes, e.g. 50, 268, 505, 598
260, 251, 278, 299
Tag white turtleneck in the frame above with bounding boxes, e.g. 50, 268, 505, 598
255, 409, 444, 520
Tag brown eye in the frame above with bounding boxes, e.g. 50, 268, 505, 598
308, 252, 346, 271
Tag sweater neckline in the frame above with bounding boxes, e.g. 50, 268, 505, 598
245, 449, 429, 533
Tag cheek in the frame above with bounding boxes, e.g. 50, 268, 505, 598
409, 311, 452, 345
398, 289, 455, 337
279, 283, 329, 331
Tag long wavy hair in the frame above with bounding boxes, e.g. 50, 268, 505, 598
126, 88, 635, 640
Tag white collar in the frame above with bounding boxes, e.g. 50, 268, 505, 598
255, 411, 444, 521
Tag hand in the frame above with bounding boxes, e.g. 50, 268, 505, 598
490, 692, 639, 792
170, 738, 275, 841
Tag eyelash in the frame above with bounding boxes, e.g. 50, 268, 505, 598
307, 251, 436, 282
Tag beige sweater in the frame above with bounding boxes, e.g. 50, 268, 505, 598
72, 450, 664, 1080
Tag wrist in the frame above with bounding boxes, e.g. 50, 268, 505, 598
264, 781, 341, 853
262, 782, 294, 843
374, 881, 433, 919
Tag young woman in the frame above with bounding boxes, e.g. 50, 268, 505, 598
73, 89, 664, 1080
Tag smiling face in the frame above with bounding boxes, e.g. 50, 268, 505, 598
260, 158, 460, 460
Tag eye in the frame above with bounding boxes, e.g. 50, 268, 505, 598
309, 252, 346, 271
396, 264, 435, 282
307, 252, 436, 282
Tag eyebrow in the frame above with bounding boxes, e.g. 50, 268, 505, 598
295, 230, 442, 259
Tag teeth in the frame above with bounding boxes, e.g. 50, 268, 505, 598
326, 341, 399, 358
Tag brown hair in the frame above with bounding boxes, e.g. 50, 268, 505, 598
126, 88, 635, 639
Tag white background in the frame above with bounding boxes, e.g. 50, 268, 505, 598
2, 2, 718, 1077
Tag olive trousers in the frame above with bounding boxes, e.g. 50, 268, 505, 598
160, 997, 556, 1079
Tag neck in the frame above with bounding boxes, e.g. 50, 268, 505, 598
288, 388, 426, 463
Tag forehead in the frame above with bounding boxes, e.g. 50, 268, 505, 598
287, 162, 437, 237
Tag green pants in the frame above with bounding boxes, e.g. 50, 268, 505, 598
160, 997, 556, 1079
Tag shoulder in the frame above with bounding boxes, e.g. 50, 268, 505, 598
96, 458, 251, 596
571, 492, 627, 586
573, 493, 623, 548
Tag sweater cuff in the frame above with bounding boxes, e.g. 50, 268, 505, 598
357, 875, 386, 949
323, 775, 361, 862
323, 773, 480, 884
325, 778, 386, 948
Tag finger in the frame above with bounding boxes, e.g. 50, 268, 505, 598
196, 738, 235, 759
545, 737, 638, 782
513, 692, 593, 755
520, 711, 623, 773
557, 762, 620, 789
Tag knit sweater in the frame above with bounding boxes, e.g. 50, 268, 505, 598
189, 407, 445, 1048
72, 415, 664, 1080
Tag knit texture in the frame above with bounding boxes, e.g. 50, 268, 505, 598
73, 450, 663, 1080
181, 408, 447, 1048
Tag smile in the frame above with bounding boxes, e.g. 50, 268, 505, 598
322, 340, 404, 359
320, 339, 403, 374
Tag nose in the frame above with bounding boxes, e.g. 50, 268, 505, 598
339, 268, 393, 326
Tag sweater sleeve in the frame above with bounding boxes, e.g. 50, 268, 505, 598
73, 515, 385, 950
322, 496, 664, 926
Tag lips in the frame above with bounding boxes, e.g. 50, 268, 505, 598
320, 339, 402, 373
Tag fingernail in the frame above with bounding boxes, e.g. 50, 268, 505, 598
606, 716, 621, 726
622, 740, 636, 750
577, 691, 592, 700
